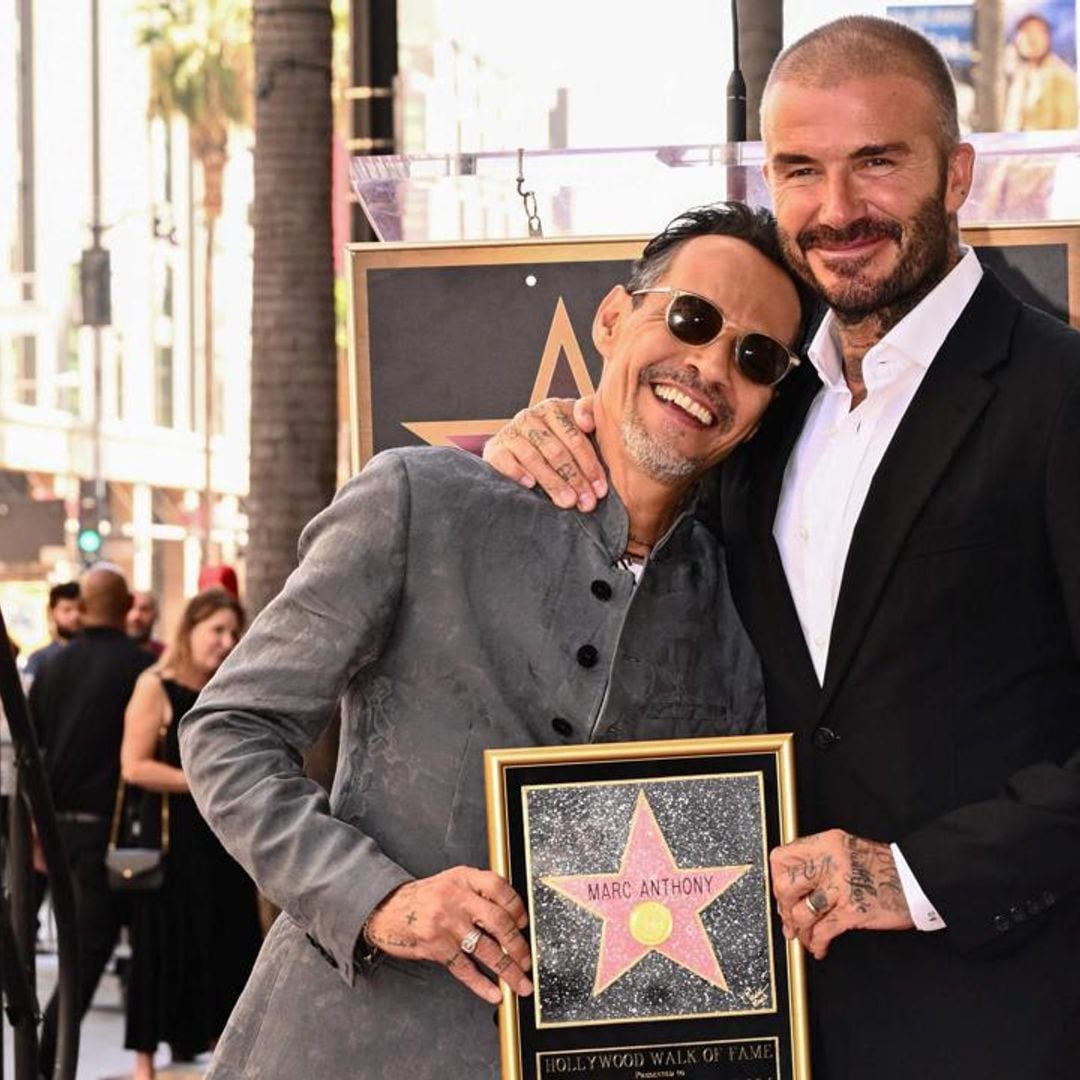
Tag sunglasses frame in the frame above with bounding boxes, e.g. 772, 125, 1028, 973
631, 287, 801, 388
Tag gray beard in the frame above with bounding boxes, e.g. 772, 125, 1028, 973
619, 411, 701, 485
618, 368, 735, 485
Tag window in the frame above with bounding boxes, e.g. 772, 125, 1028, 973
154, 343, 174, 428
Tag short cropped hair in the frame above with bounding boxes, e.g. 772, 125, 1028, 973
765, 16, 960, 149
48, 581, 80, 609
627, 202, 816, 346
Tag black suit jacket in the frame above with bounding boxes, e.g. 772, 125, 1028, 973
718, 272, 1080, 1079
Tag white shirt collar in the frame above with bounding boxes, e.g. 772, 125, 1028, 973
807, 246, 984, 390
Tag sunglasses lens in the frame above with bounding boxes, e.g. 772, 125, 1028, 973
667, 293, 723, 347
736, 334, 793, 386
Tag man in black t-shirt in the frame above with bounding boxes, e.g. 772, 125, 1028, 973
29, 565, 153, 1078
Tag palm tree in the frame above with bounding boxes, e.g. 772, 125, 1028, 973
138, 0, 253, 566
247, 0, 336, 623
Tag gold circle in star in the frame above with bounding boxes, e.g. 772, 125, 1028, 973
628, 900, 673, 946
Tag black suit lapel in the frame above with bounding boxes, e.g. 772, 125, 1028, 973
817, 273, 1019, 716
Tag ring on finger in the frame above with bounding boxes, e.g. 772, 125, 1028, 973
804, 889, 828, 916
460, 928, 483, 955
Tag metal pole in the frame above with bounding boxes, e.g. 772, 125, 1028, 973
8, 781, 38, 1077
15, 0, 37, 420
203, 216, 214, 569
90, 0, 106, 548
17, 0, 35, 297
0, 607, 81, 1080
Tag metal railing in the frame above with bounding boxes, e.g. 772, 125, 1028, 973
0, 605, 79, 1080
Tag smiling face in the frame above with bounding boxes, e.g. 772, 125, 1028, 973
187, 607, 240, 678
762, 74, 973, 323
592, 235, 801, 487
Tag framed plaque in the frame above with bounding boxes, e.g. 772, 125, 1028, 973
485, 735, 809, 1080
346, 223, 1080, 473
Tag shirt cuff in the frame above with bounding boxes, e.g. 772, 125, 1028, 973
891, 843, 946, 931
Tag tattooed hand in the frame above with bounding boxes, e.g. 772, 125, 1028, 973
482, 396, 606, 510
769, 830, 913, 960
364, 866, 533, 1003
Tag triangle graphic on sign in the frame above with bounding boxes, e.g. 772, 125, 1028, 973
402, 298, 596, 451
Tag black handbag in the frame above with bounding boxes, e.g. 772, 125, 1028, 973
106, 686, 171, 891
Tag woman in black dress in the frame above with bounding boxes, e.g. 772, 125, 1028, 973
120, 588, 262, 1080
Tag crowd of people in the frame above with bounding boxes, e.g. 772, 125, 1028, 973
19, 567, 261, 1080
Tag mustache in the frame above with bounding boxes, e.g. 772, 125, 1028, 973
797, 217, 902, 251
639, 363, 732, 419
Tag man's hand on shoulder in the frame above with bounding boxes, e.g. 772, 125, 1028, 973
770, 829, 914, 960
363, 866, 533, 1003
482, 396, 606, 511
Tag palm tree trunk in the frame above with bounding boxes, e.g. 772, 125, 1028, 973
203, 210, 215, 567
249, 0, 336, 619
250, 0, 337, 796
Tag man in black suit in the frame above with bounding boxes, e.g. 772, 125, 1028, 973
485, 16, 1080, 1078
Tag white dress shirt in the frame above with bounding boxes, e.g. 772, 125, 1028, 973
773, 247, 984, 930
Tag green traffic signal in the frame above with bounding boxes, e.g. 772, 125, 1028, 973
77, 526, 103, 555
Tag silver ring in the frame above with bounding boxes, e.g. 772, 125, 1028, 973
804, 890, 828, 916
460, 928, 483, 955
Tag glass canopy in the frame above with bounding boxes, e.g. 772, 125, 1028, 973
351, 131, 1080, 243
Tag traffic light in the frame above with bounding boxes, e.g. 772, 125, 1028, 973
77, 523, 103, 557
76, 479, 109, 565
80, 246, 112, 327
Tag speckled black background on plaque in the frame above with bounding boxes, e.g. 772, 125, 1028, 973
524, 775, 773, 1026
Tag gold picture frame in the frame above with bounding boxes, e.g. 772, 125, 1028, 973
485, 734, 809, 1080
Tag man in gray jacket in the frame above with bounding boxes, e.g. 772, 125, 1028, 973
180, 202, 807, 1079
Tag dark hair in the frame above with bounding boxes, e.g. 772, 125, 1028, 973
766, 16, 960, 149
628, 201, 816, 345
1016, 13, 1052, 36
48, 581, 80, 609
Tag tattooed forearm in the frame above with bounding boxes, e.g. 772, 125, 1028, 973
844, 835, 906, 914
846, 836, 878, 913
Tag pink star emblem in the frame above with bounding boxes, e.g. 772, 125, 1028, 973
542, 790, 750, 995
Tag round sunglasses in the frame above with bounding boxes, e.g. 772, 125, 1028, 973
631, 287, 800, 388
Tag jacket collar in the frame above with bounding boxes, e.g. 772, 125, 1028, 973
817, 270, 1018, 712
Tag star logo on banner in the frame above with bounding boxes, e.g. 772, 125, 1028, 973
542, 791, 750, 996
401, 297, 596, 453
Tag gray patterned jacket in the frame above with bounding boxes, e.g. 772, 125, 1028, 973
180, 446, 764, 1079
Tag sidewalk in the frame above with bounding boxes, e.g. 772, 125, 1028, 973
2, 952, 209, 1080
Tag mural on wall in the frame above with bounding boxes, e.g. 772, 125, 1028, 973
1001, 0, 1078, 130
887, 3, 979, 128
888, 0, 1077, 132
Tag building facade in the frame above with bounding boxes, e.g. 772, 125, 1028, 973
1, 0, 252, 646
